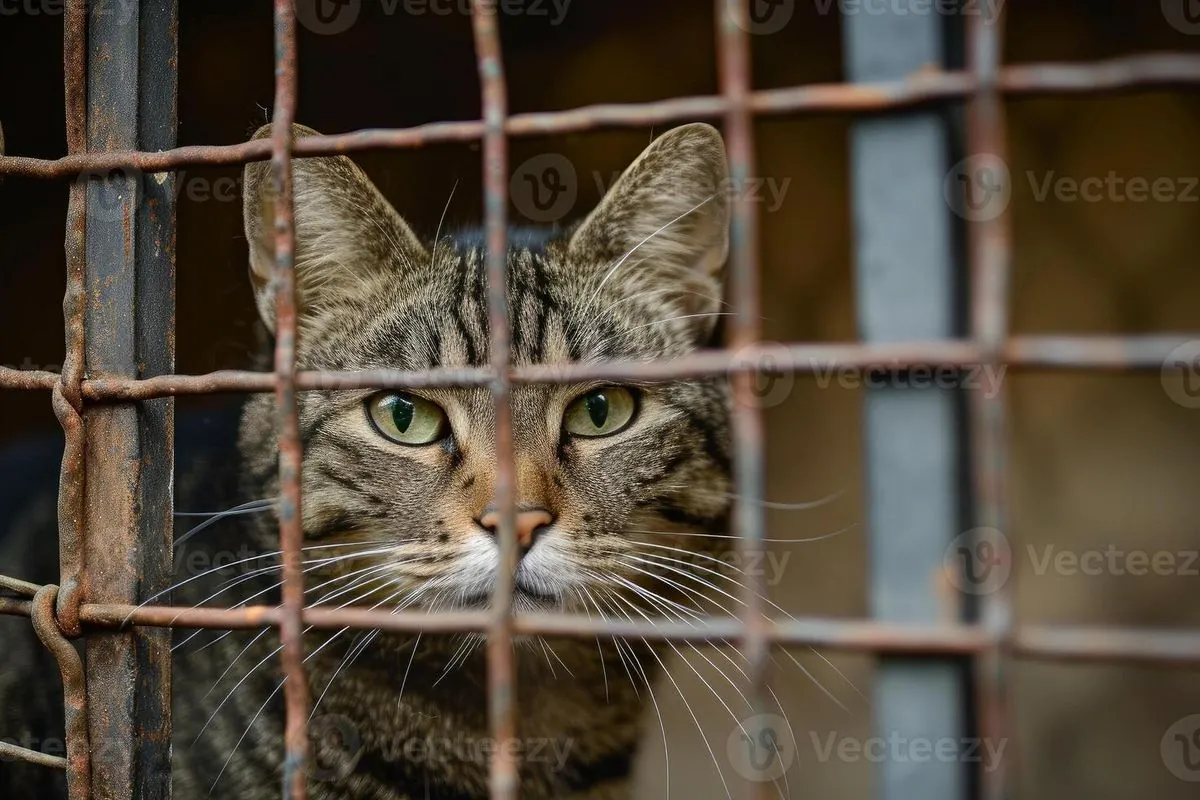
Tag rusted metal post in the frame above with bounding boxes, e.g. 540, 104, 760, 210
79, 1, 178, 798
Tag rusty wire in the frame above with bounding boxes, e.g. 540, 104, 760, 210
469, 3, 522, 798
0, 2, 1199, 798
267, 2, 311, 797
717, 4, 773, 799
2, 53, 1200, 180
965, 11, 1016, 800
0, 334, 1189, 402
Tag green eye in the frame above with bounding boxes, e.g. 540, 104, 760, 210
367, 393, 449, 446
563, 387, 637, 438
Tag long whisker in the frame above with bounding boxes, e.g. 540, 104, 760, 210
591, 194, 717, 297
699, 487, 846, 512
170, 548, 393, 654
137, 540, 392, 617
205, 582, 399, 796
622, 525, 855, 544
204, 578, 416, 793
637, 482, 849, 515
179, 547, 397, 630
594, 588, 729, 798
310, 628, 379, 721
308, 581, 433, 720
429, 180, 459, 272
570, 191, 718, 342
174, 499, 276, 548
588, 312, 734, 354
621, 544, 867, 709
174, 503, 275, 518
572, 587, 611, 703
599, 573, 797, 795
200, 563, 399, 701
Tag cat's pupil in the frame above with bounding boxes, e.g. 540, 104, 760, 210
390, 397, 415, 433
585, 392, 609, 428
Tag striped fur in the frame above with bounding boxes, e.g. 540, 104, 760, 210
171, 122, 735, 799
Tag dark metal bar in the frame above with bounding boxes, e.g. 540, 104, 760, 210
716, 3, 772, 799
132, 2, 179, 796
4, 53, 1200, 179
78, 1, 177, 797
845, 7, 968, 800
269, 1, 310, 797
965, 10, 1015, 800
470, 3, 519, 798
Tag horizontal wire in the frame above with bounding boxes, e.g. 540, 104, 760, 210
0, 334, 1192, 398
0, 53, 1198, 179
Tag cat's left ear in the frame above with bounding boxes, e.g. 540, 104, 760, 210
242, 123, 429, 333
567, 123, 730, 340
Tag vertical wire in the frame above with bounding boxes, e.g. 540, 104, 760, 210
269, 1, 310, 797
470, 3, 519, 798
718, 2, 773, 798
55, 3, 91, 797
966, 10, 1015, 800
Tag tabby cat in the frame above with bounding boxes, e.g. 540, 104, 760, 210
1, 121, 737, 799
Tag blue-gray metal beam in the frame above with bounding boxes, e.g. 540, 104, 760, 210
845, 8, 971, 800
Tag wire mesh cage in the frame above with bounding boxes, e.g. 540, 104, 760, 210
1, 1, 1200, 799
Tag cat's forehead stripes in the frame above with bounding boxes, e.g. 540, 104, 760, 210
296, 240, 688, 376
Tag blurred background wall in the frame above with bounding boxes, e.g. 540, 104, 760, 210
1, 0, 1198, 797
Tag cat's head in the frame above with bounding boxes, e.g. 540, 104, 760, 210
240, 123, 733, 616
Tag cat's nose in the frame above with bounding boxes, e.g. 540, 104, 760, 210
477, 507, 554, 555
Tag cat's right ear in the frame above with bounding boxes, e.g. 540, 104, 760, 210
242, 124, 428, 333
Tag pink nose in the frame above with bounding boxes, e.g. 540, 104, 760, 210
478, 507, 554, 551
